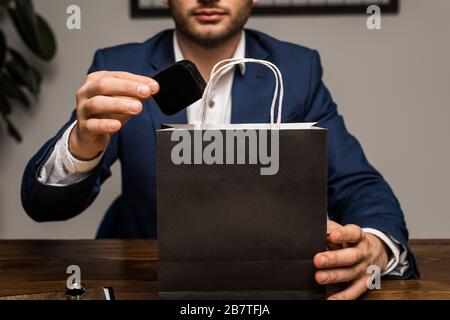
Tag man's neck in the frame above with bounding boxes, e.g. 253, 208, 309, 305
175, 30, 243, 82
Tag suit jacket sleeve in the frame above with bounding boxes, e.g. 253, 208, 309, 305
303, 50, 419, 279
21, 49, 118, 222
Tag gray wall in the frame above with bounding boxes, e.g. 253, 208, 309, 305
0, 0, 448, 239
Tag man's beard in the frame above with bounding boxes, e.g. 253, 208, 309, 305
169, 3, 252, 48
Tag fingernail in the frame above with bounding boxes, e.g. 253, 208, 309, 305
335, 232, 342, 241
149, 81, 159, 93
138, 85, 150, 96
109, 122, 120, 131
129, 101, 140, 113
319, 256, 328, 267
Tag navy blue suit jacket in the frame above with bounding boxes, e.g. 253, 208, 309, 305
21, 29, 419, 278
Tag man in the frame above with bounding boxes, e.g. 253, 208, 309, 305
21, 0, 419, 299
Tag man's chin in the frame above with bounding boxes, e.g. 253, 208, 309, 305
185, 30, 229, 46
192, 23, 227, 35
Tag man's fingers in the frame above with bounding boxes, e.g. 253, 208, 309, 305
326, 220, 342, 234
314, 247, 363, 269
327, 275, 369, 300
326, 220, 343, 250
83, 96, 142, 117
85, 77, 158, 100
105, 114, 131, 124
87, 71, 159, 88
329, 224, 364, 244
315, 262, 366, 285
83, 118, 122, 135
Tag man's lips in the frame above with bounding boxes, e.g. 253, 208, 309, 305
193, 8, 227, 23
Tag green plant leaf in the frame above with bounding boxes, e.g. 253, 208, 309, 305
0, 73, 30, 107
0, 96, 22, 142
8, 0, 56, 61
1, 0, 56, 143
0, 30, 5, 68
0, 114, 22, 142
29, 65, 41, 91
0, 95, 11, 115
7, 47, 28, 66
35, 14, 57, 61
7, 119, 22, 142
8, 0, 40, 53
5, 61, 36, 95
0, 83, 22, 143
6, 49, 41, 95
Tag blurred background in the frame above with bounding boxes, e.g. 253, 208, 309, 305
0, 0, 448, 239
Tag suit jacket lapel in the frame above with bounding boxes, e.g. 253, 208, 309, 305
231, 30, 273, 124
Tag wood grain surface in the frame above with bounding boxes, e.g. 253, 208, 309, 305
0, 239, 448, 300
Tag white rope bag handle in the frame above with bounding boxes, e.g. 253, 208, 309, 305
198, 58, 284, 129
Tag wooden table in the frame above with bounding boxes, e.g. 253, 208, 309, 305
0, 240, 448, 300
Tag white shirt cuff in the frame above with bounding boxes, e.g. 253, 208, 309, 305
363, 227, 410, 277
37, 121, 104, 186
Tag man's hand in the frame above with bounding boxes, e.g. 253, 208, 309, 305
313, 220, 389, 300
69, 71, 160, 160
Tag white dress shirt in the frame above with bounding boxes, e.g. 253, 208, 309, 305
37, 32, 408, 277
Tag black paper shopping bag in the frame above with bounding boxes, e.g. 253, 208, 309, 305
156, 59, 327, 300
